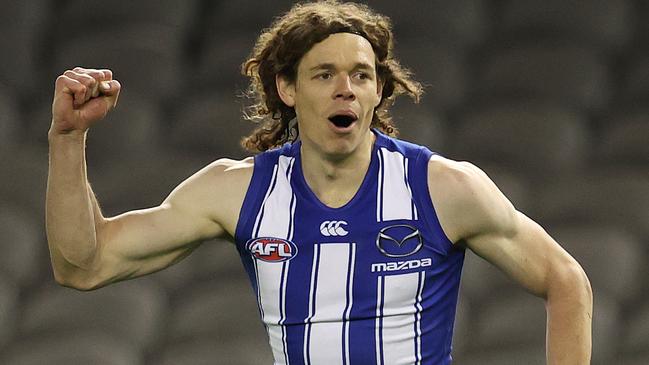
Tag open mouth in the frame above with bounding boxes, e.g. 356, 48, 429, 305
328, 113, 358, 128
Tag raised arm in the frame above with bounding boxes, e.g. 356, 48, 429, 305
427, 156, 592, 364
46, 67, 251, 291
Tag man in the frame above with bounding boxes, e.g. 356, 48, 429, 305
46, 1, 592, 364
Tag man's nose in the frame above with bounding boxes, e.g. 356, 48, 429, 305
333, 75, 355, 101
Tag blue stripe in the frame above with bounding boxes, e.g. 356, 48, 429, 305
341, 244, 354, 365
304, 244, 321, 365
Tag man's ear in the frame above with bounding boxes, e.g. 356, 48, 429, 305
276, 74, 296, 107
374, 77, 384, 108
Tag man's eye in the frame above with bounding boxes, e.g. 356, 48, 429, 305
318, 73, 332, 80
355, 72, 370, 80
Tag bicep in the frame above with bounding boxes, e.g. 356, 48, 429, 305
429, 158, 577, 298
89, 163, 233, 286
465, 211, 574, 298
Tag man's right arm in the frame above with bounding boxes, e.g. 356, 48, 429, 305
46, 68, 247, 290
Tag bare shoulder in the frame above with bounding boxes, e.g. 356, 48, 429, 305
165, 157, 255, 237
426, 155, 517, 243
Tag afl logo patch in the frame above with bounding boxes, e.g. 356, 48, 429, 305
247, 237, 298, 262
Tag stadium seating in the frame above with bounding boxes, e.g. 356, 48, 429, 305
0, 331, 143, 365
620, 51, 649, 102
0, 84, 21, 150
370, 0, 491, 49
152, 337, 274, 365
535, 170, 649, 239
168, 91, 255, 159
0, 0, 50, 99
0, 274, 18, 348
151, 238, 248, 294
497, 0, 633, 49
450, 101, 591, 178
394, 42, 468, 111
0, 204, 42, 289
18, 279, 168, 351
473, 44, 610, 110
164, 278, 265, 344
597, 109, 649, 166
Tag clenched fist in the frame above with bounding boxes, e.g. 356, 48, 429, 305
50, 67, 121, 135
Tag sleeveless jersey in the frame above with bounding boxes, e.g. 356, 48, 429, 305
234, 130, 465, 365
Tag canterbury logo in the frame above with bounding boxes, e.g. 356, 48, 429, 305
320, 221, 349, 237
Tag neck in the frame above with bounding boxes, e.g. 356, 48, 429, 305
300, 130, 375, 208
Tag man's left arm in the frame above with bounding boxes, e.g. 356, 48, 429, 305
427, 156, 593, 364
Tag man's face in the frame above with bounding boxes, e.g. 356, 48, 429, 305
278, 32, 383, 158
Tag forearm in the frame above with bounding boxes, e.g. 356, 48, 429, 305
46, 130, 103, 270
545, 263, 593, 364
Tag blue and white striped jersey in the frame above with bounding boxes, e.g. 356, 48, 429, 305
234, 129, 465, 365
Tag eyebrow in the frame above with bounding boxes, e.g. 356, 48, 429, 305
309, 62, 375, 72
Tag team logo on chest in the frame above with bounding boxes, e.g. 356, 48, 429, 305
375, 224, 423, 258
320, 220, 349, 237
247, 237, 298, 262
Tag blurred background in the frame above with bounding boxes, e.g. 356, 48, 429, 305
0, 0, 648, 364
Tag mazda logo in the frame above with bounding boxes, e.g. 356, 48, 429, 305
375, 224, 423, 258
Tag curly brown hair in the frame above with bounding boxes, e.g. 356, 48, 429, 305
240, 0, 423, 152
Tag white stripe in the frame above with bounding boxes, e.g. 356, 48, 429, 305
280, 261, 291, 364
403, 157, 419, 220
415, 272, 425, 365
253, 164, 279, 235
255, 156, 295, 365
344, 243, 356, 365
376, 149, 383, 222
382, 272, 420, 365
308, 244, 351, 365
375, 276, 383, 365
380, 148, 415, 221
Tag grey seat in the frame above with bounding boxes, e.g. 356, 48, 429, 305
0, 0, 50, 99
620, 52, 649, 103
0, 331, 143, 365
550, 225, 645, 304
55, 0, 199, 42
621, 300, 649, 357
206, 0, 295, 34
451, 101, 591, 179
0, 84, 21, 151
52, 24, 184, 102
194, 34, 257, 91
0, 204, 42, 289
390, 100, 447, 151
534, 170, 649, 238
0, 144, 49, 218
168, 91, 255, 159
151, 239, 249, 294
395, 42, 468, 111
474, 44, 610, 110
471, 291, 547, 351
19, 279, 168, 352
596, 108, 649, 167
151, 337, 274, 365
0, 274, 19, 348
81, 90, 163, 168
497, 0, 633, 50
369, 0, 491, 49
454, 346, 545, 365
165, 278, 265, 345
